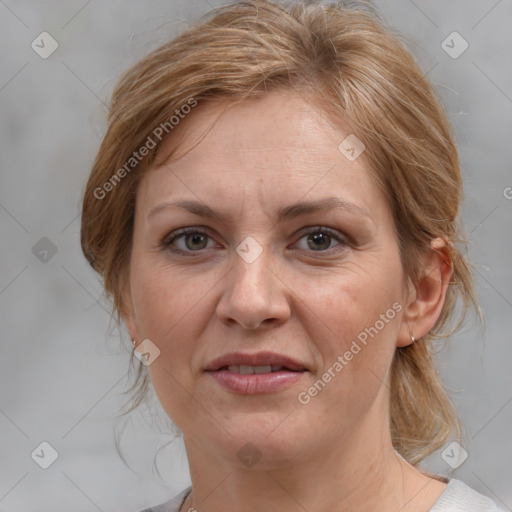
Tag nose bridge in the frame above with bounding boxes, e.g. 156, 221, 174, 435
216, 243, 290, 329
233, 248, 272, 297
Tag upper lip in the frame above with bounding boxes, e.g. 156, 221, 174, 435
205, 351, 308, 372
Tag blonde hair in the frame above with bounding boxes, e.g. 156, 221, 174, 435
81, 0, 479, 465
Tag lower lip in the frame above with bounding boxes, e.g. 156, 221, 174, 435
208, 369, 305, 394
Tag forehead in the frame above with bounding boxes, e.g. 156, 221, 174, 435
154, 91, 354, 167
137, 90, 385, 220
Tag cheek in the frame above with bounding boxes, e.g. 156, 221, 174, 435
130, 259, 217, 379
295, 279, 402, 434
308, 257, 403, 338
130, 262, 215, 427
132, 256, 210, 332
304, 253, 404, 382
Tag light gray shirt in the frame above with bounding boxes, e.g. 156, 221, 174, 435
139, 478, 505, 511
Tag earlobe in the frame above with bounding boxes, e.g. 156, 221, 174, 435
124, 311, 139, 345
397, 238, 453, 348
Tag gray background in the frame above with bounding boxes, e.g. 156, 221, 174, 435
1, 1, 511, 511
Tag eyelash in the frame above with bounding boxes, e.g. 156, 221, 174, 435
161, 226, 348, 256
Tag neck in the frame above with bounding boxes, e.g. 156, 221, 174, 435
180, 407, 443, 512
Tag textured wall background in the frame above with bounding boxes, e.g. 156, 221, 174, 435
1, 1, 511, 511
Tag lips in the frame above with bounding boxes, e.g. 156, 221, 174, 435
205, 351, 307, 372
205, 351, 307, 394
226, 365, 287, 374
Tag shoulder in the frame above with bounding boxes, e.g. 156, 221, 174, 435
430, 478, 506, 512
137, 480, 505, 512
138, 486, 191, 512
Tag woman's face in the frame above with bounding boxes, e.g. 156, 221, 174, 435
126, 91, 413, 467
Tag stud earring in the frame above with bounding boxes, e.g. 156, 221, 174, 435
409, 332, 416, 343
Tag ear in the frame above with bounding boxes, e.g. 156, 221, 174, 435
397, 238, 453, 348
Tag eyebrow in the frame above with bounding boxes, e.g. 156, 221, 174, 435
148, 197, 371, 224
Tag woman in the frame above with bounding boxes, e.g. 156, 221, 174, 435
81, 1, 503, 511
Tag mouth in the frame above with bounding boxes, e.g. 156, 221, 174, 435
205, 352, 308, 394
205, 351, 307, 372
222, 364, 301, 374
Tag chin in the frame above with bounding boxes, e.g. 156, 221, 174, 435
206, 414, 312, 469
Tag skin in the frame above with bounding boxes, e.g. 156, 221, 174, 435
124, 90, 453, 512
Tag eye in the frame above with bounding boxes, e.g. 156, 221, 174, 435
162, 226, 347, 255
294, 227, 346, 252
163, 228, 215, 253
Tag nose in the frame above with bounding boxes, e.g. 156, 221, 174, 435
216, 249, 291, 331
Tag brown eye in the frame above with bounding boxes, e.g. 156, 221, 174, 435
307, 231, 332, 251
163, 228, 214, 253
183, 232, 208, 250
294, 227, 346, 253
